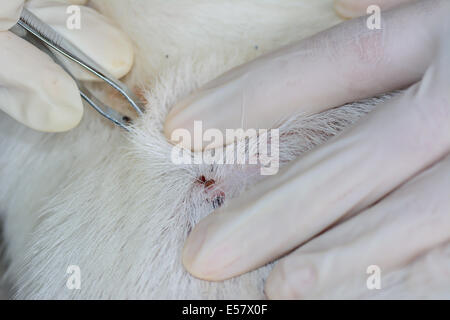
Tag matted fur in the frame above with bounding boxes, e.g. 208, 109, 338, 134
0, 0, 448, 299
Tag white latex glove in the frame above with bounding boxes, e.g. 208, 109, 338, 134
334, 0, 414, 18
164, 0, 432, 152
0, 0, 134, 132
168, 0, 450, 298
0, 0, 24, 30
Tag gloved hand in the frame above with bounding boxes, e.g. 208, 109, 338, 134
165, 0, 450, 298
0, 0, 134, 132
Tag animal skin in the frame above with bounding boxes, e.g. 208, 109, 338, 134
0, 0, 449, 299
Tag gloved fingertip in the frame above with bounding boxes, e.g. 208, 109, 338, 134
27, 98, 84, 133
10, 97, 83, 133
164, 87, 241, 152
182, 217, 237, 281
105, 34, 135, 79
47, 99, 84, 132
182, 220, 214, 278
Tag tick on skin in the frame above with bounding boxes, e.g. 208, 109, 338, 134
196, 175, 225, 209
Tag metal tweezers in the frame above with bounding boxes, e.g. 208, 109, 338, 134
10, 8, 144, 131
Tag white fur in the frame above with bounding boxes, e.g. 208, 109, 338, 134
0, 0, 448, 299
